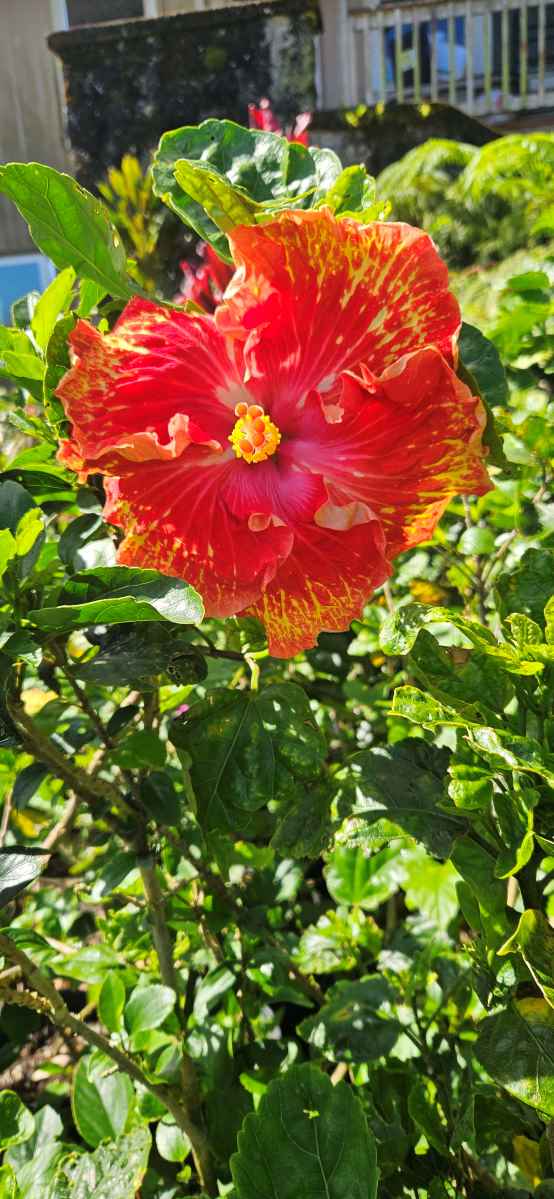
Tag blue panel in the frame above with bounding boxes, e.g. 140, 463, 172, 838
0, 258, 55, 324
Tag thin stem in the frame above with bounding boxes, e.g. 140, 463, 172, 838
51, 641, 114, 748
0, 789, 13, 848
139, 855, 178, 992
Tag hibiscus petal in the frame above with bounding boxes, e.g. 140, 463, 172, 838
216, 209, 460, 425
56, 297, 250, 471
103, 449, 294, 618
221, 451, 326, 526
247, 518, 389, 658
292, 347, 492, 558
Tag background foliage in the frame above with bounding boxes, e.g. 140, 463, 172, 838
0, 118, 551, 1199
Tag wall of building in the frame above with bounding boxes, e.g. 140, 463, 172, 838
0, 0, 71, 255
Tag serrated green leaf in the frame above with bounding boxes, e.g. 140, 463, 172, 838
231, 1064, 379, 1199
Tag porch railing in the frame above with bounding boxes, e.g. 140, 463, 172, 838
340, 0, 554, 117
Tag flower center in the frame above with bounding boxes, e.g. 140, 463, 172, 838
229, 403, 281, 464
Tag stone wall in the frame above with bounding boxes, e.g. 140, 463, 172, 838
48, 0, 319, 189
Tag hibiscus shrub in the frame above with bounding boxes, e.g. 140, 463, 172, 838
0, 121, 552, 1199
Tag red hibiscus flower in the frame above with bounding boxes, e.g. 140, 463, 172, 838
248, 97, 312, 146
56, 209, 491, 658
176, 242, 234, 312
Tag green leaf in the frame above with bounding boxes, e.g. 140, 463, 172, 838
408, 1077, 448, 1154
476, 998, 554, 1116
494, 788, 536, 878
298, 977, 400, 1063
72, 1054, 133, 1148
31, 268, 75, 351
0, 1166, 18, 1199
125, 984, 175, 1035
295, 909, 382, 974
61, 1126, 151, 1199
174, 159, 260, 232
324, 846, 401, 910
0, 164, 134, 299
320, 164, 383, 219
391, 685, 468, 729
499, 910, 554, 1007
379, 602, 495, 657
458, 322, 511, 472
452, 836, 512, 947
53, 944, 120, 984
170, 683, 326, 833
231, 1063, 379, 1199
497, 549, 554, 629
0, 530, 16, 583
401, 846, 460, 929
0, 328, 43, 381
99, 972, 126, 1034
12, 764, 49, 809
408, 628, 511, 720
155, 1117, 191, 1163
467, 727, 554, 785
0, 1093, 34, 1150
153, 120, 342, 260
458, 527, 495, 556
28, 566, 204, 631
112, 729, 166, 770
0, 852, 49, 909
339, 740, 465, 857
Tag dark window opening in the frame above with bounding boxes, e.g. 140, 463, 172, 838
66, 0, 144, 27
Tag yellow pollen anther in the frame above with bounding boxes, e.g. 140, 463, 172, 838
230, 404, 281, 464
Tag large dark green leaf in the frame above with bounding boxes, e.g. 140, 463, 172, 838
0, 164, 133, 299
0, 1093, 34, 1150
170, 683, 326, 833
152, 119, 341, 260
458, 321, 511, 472
476, 999, 554, 1116
298, 977, 401, 1063
338, 740, 465, 857
231, 1063, 379, 1199
28, 566, 203, 631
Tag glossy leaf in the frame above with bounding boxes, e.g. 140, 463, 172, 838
476, 998, 554, 1116
28, 566, 204, 631
98, 972, 126, 1034
0, 163, 133, 298
458, 321, 511, 471
231, 1063, 379, 1199
324, 846, 401, 910
0, 851, 49, 909
125, 983, 175, 1035
0, 1093, 34, 1150
72, 1055, 133, 1148
153, 120, 341, 260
